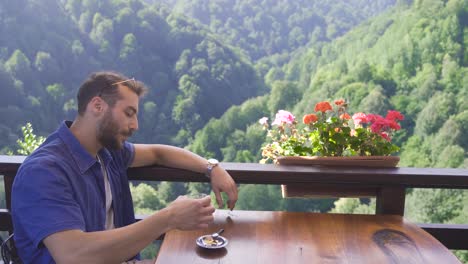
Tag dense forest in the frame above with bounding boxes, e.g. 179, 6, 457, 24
0, 0, 394, 151
1, 0, 467, 260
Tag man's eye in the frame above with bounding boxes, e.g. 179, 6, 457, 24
125, 112, 133, 117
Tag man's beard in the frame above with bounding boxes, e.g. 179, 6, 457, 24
97, 110, 133, 150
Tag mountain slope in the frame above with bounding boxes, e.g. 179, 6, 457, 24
191, 0, 468, 170
0, 0, 264, 151
159, 0, 397, 61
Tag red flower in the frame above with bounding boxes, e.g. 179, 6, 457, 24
386, 110, 404, 121
368, 114, 387, 133
334, 99, 345, 106
314, 101, 332, 113
388, 121, 401, 130
340, 113, 351, 120
303, 114, 318, 124
380, 132, 391, 141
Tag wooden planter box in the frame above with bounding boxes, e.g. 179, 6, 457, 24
278, 156, 399, 198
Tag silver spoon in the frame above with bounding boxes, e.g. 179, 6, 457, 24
211, 228, 224, 239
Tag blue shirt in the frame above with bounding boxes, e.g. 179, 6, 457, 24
12, 121, 136, 263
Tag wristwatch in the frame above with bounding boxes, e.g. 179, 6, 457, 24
205, 158, 219, 178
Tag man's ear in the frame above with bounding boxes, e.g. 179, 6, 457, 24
89, 96, 107, 115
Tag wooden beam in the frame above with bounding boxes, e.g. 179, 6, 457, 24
419, 223, 468, 250
0, 209, 12, 233
376, 186, 406, 216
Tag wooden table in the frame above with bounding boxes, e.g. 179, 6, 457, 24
154, 210, 460, 264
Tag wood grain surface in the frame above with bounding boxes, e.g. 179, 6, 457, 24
154, 210, 460, 264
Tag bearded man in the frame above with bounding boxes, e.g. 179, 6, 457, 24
12, 71, 238, 263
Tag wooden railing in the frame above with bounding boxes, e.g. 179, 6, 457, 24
1, 155, 467, 250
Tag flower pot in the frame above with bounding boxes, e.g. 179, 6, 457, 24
277, 156, 400, 167
278, 156, 400, 198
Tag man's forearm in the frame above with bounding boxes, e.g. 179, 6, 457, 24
44, 207, 172, 264
132, 144, 208, 173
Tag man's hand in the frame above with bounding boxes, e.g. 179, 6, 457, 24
210, 167, 238, 210
166, 196, 215, 230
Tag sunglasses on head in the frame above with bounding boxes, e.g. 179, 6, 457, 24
111, 77, 136, 86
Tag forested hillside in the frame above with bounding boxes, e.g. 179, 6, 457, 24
0, 0, 396, 152
0, 0, 263, 151
159, 0, 396, 61
191, 0, 467, 169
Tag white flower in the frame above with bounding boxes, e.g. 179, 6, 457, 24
258, 117, 269, 125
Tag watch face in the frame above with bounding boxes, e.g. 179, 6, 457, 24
207, 158, 219, 165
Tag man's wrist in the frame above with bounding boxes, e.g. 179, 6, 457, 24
205, 158, 219, 178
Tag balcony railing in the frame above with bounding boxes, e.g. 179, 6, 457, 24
0, 155, 467, 250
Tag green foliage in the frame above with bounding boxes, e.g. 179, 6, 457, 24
0, 0, 263, 147
267, 81, 301, 116
35, 51, 60, 81
189, 95, 269, 160
16, 123, 45, 155
156, 182, 187, 203
399, 135, 432, 167
46, 83, 65, 101
405, 189, 464, 223
414, 92, 457, 136
165, 0, 396, 61
330, 198, 376, 214
140, 241, 160, 260
236, 184, 282, 211
236, 184, 335, 212
5, 50, 32, 79
130, 183, 165, 213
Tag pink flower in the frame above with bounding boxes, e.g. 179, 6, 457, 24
272, 110, 295, 126
352, 112, 367, 126
258, 117, 269, 126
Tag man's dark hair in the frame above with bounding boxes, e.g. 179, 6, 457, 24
77, 71, 148, 115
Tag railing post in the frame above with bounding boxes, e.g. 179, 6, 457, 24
4, 172, 14, 211
375, 186, 406, 215
3, 172, 15, 235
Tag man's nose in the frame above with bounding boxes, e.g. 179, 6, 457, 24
130, 115, 139, 131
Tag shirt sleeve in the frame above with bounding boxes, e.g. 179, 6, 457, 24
12, 162, 85, 248
118, 141, 135, 168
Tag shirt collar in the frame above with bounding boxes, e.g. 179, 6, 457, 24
58, 121, 112, 174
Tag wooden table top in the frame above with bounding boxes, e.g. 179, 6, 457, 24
154, 210, 460, 264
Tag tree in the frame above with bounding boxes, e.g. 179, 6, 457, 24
4, 50, 32, 80
34, 51, 60, 81
414, 92, 456, 136
405, 189, 464, 223
16, 123, 45, 155
156, 182, 187, 204
267, 81, 301, 116
330, 198, 375, 214
130, 183, 164, 213
236, 185, 283, 211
